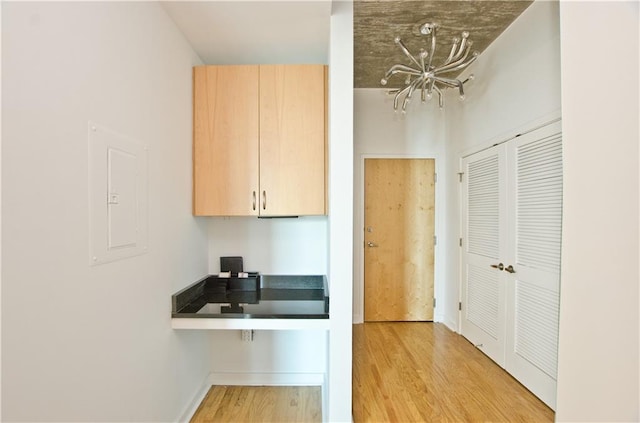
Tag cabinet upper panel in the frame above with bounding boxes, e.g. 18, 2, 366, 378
259, 65, 327, 216
193, 65, 260, 216
193, 64, 327, 217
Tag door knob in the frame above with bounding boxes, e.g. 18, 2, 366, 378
490, 263, 504, 271
367, 241, 378, 248
505, 265, 516, 274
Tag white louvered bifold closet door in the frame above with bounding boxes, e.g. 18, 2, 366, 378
460, 145, 508, 367
505, 120, 563, 409
460, 120, 562, 410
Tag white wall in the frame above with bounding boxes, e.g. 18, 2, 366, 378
205, 217, 328, 386
209, 330, 327, 376
207, 217, 328, 275
1, 3, 210, 421
443, 0, 562, 329
327, 1, 354, 421
353, 89, 447, 323
556, 2, 639, 421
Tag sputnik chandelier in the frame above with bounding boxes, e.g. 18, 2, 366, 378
381, 22, 479, 112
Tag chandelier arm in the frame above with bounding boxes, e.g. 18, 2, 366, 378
443, 38, 460, 66
430, 77, 457, 88
393, 84, 412, 110
420, 78, 430, 102
433, 85, 444, 109
384, 64, 422, 80
402, 78, 423, 111
426, 78, 435, 97
432, 76, 465, 98
433, 46, 473, 74
451, 32, 469, 62
395, 38, 423, 69
434, 53, 478, 75
426, 27, 437, 70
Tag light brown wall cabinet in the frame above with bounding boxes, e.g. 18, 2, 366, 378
193, 64, 327, 216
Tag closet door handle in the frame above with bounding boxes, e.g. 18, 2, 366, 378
490, 263, 504, 271
252, 191, 256, 211
505, 265, 516, 274
262, 190, 267, 210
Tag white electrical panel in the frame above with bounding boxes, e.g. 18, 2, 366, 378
89, 121, 148, 265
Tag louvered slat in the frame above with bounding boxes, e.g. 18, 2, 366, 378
468, 154, 500, 259
514, 281, 560, 379
516, 134, 563, 272
467, 264, 499, 339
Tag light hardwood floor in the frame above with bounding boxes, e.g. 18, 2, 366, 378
190, 385, 321, 422
190, 323, 554, 422
353, 322, 555, 422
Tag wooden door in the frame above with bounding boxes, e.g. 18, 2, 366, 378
193, 65, 259, 216
364, 158, 435, 321
259, 65, 326, 216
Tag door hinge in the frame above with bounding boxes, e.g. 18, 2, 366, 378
433, 298, 436, 308
459, 238, 463, 247
434, 172, 438, 183
457, 172, 464, 182
433, 235, 437, 246
458, 302, 462, 311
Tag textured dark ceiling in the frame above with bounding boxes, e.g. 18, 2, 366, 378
354, 0, 533, 88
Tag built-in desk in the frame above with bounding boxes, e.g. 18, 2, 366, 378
171, 274, 329, 330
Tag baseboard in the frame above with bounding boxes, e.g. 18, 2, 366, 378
443, 317, 459, 333
209, 371, 325, 386
321, 373, 329, 423
176, 373, 214, 423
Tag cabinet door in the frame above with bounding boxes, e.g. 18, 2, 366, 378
193, 65, 259, 216
259, 65, 326, 216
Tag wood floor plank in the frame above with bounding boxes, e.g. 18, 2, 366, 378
353, 322, 555, 423
190, 385, 321, 423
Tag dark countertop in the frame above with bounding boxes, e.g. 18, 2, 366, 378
172, 274, 329, 319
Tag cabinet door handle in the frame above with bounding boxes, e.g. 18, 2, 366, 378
490, 263, 504, 271
505, 265, 516, 274
252, 191, 256, 211
262, 191, 267, 210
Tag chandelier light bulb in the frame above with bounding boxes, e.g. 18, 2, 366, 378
380, 78, 388, 86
